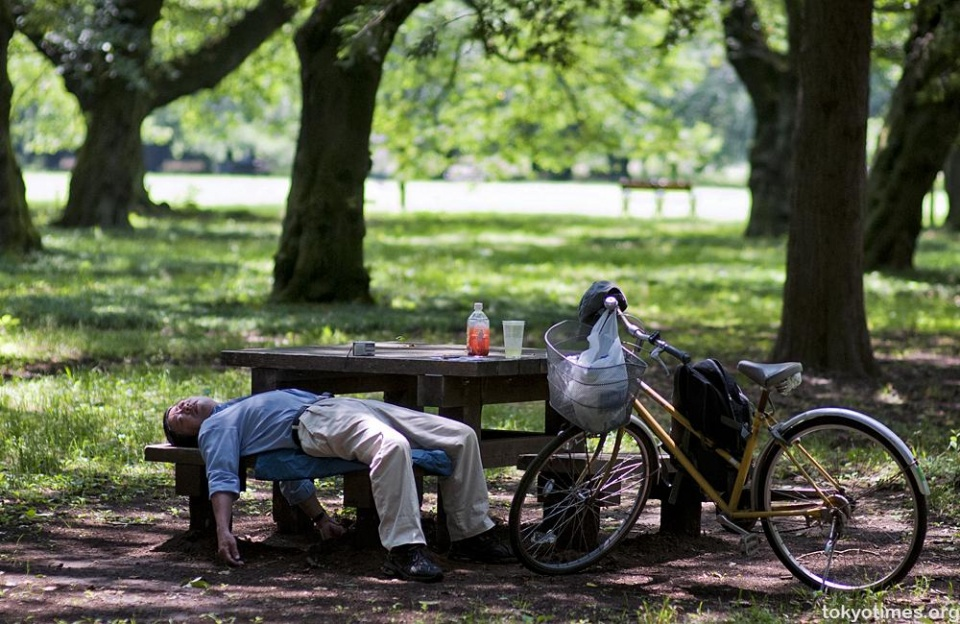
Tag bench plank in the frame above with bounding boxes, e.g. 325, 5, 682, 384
146, 444, 257, 468
620, 178, 692, 191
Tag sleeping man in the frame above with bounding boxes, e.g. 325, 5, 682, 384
163, 389, 514, 582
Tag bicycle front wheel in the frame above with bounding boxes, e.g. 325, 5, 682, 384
508, 423, 655, 575
754, 411, 928, 591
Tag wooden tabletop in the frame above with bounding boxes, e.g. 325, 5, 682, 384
220, 342, 548, 377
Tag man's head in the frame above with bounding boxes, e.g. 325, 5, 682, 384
163, 396, 218, 447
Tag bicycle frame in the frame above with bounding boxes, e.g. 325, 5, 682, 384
628, 377, 832, 522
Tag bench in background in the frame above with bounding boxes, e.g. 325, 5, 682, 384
619, 178, 696, 216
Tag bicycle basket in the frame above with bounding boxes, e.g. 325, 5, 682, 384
545, 320, 647, 433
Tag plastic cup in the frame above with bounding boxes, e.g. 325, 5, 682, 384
502, 320, 525, 358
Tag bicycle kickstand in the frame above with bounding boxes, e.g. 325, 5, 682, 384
717, 515, 762, 557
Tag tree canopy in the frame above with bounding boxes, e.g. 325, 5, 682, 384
375, 1, 725, 181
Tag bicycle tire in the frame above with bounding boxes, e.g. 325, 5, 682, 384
753, 410, 928, 591
508, 423, 655, 575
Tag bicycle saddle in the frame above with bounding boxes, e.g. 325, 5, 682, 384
737, 360, 803, 389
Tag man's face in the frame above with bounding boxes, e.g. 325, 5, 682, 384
166, 396, 218, 437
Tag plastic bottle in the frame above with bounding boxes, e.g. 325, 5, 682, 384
466, 302, 490, 356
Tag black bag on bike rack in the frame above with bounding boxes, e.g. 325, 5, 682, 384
672, 358, 753, 495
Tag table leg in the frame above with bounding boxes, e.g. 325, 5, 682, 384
187, 495, 215, 534
437, 405, 482, 432
383, 387, 419, 410
250, 368, 280, 394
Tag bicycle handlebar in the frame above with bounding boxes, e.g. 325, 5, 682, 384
603, 296, 692, 364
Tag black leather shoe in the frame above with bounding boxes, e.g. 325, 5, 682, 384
382, 544, 444, 582
449, 529, 516, 564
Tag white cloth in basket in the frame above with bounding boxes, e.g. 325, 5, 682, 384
564, 310, 630, 431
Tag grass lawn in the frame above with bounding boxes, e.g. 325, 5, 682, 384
1, 185, 958, 622
2, 191, 957, 472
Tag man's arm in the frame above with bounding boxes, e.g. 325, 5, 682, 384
211, 491, 243, 565
198, 422, 245, 565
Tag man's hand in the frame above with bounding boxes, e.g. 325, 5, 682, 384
217, 529, 244, 566
298, 496, 347, 541
211, 491, 243, 566
316, 514, 347, 541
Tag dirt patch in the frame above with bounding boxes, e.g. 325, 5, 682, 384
1, 475, 958, 624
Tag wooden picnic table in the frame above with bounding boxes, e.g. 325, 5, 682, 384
218, 342, 564, 543
219, 342, 563, 469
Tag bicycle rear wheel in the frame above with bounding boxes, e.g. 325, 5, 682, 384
754, 411, 927, 591
508, 423, 655, 575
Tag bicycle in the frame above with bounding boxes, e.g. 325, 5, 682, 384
508, 296, 929, 592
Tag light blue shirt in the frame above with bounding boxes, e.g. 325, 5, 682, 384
198, 388, 319, 505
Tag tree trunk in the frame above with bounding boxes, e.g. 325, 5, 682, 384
55, 91, 148, 229
0, 0, 40, 255
773, 0, 876, 378
19, 0, 297, 229
723, 0, 800, 238
42, 0, 163, 230
864, 0, 960, 269
942, 143, 960, 231
132, 158, 173, 216
273, 0, 423, 303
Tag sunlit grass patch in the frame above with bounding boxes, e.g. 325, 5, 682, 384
0, 365, 248, 473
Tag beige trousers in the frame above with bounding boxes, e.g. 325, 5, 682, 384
297, 397, 494, 549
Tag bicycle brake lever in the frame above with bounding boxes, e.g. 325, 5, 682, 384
650, 346, 671, 375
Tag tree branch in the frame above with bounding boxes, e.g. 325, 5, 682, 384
722, 0, 788, 107
151, 0, 300, 108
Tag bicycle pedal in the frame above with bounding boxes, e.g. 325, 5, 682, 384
739, 533, 761, 556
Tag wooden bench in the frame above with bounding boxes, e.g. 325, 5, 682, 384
144, 443, 441, 546
619, 178, 696, 216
